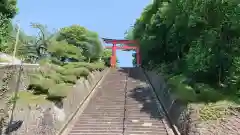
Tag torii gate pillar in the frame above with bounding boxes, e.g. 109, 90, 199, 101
111, 43, 117, 68
102, 38, 141, 68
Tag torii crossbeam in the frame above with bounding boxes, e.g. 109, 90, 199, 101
102, 38, 141, 68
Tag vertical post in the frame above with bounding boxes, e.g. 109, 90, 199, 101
12, 22, 20, 64
111, 43, 117, 68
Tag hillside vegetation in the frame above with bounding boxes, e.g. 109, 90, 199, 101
127, 0, 240, 121
0, 1, 115, 107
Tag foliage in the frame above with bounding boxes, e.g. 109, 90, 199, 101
0, 2, 110, 132
101, 49, 112, 66
129, 0, 240, 121
57, 25, 103, 62
3, 23, 54, 63
48, 40, 85, 65
0, 22, 108, 103
27, 61, 105, 100
63, 62, 105, 72
0, 0, 17, 49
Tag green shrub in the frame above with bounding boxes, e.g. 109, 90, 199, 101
168, 75, 197, 102
48, 83, 71, 98
39, 58, 51, 65
195, 83, 225, 102
91, 62, 105, 71
29, 73, 44, 82
63, 62, 80, 69
63, 62, 105, 72
29, 77, 56, 94
29, 73, 45, 87
51, 64, 65, 72
61, 75, 77, 84
61, 67, 90, 78
0, 57, 10, 62
63, 62, 96, 71
27, 61, 104, 102
78, 67, 90, 77
75, 62, 94, 71
44, 72, 63, 83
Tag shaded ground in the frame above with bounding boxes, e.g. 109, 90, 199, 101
121, 68, 240, 135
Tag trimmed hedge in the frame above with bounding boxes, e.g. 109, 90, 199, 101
63, 62, 105, 71
28, 62, 105, 101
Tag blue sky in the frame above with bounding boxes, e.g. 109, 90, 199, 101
14, 0, 150, 67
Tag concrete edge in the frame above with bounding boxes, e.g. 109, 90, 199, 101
57, 68, 110, 135
140, 68, 180, 135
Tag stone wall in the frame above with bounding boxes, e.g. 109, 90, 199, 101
0, 64, 40, 93
143, 70, 200, 135
0, 64, 40, 135
0, 64, 108, 135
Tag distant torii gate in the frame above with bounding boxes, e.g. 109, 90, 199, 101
102, 38, 141, 68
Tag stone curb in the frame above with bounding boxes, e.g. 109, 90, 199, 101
56, 68, 110, 135
140, 68, 180, 135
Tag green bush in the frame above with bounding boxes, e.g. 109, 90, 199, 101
78, 67, 90, 77
63, 62, 81, 69
28, 62, 105, 102
61, 75, 77, 84
195, 83, 225, 102
29, 77, 55, 94
91, 62, 105, 71
0, 57, 10, 62
73, 62, 94, 71
40, 78, 56, 90
167, 75, 228, 103
61, 67, 90, 78
48, 83, 71, 98
63, 62, 105, 72
39, 58, 51, 65
167, 75, 197, 102
29, 73, 44, 82
44, 72, 63, 83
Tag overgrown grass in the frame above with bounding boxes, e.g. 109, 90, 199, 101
9, 91, 50, 105
167, 74, 240, 121
0, 57, 10, 62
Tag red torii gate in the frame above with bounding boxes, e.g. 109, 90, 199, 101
102, 38, 141, 68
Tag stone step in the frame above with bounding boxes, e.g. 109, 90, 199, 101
67, 69, 168, 135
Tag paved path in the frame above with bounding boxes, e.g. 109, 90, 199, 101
67, 68, 169, 135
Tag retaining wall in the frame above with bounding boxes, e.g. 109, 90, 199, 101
0, 64, 108, 135
143, 70, 200, 135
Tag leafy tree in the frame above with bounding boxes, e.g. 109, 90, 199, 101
101, 49, 120, 67
101, 49, 112, 66
57, 25, 103, 62
130, 0, 240, 91
0, 0, 18, 51
83, 31, 103, 62
48, 40, 84, 65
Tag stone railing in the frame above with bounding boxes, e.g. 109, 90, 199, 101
0, 64, 108, 135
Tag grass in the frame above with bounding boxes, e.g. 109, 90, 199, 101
11, 91, 50, 105
0, 57, 10, 62
167, 74, 240, 121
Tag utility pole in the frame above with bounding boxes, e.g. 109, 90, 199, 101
12, 21, 20, 64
